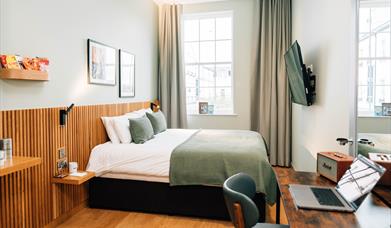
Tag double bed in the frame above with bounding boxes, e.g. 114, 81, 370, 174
86, 128, 276, 220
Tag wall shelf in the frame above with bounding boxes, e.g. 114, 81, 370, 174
52, 171, 95, 185
0, 156, 42, 177
0, 68, 49, 81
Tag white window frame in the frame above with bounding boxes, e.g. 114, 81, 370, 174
182, 11, 235, 115
358, 1, 391, 117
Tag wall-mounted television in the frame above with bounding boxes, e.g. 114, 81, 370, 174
284, 41, 316, 106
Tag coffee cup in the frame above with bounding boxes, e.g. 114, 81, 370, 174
69, 162, 78, 174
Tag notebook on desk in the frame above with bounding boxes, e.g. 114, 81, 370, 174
289, 155, 386, 212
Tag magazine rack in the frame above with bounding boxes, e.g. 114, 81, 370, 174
0, 69, 48, 81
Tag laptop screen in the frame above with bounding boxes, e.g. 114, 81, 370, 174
336, 155, 385, 204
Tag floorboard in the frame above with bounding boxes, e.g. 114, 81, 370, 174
58, 199, 288, 227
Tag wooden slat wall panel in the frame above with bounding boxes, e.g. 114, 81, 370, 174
0, 102, 150, 227
0, 109, 52, 228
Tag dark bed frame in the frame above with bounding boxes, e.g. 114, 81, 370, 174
89, 177, 266, 221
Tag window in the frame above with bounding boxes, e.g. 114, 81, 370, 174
183, 12, 233, 115
358, 1, 391, 116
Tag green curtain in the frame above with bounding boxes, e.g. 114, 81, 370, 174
251, 0, 292, 167
158, 4, 187, 128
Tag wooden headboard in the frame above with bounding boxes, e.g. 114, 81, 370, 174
0, 102, 150, 227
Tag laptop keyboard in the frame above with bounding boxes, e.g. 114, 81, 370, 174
311, 188, 344, 207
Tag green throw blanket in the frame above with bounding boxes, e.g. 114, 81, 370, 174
169, 130, 277, 204
358, 143, 391, 157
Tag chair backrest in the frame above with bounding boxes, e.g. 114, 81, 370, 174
223, 173, 260, 228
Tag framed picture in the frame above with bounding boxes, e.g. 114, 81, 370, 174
208, 105, 214, 114
87, 39, 116, 85
199, 102, 208, 114
55, 159, 68, 178
119, 50, 135, 97
382, 103, 391, 116
374, 106, 383, 116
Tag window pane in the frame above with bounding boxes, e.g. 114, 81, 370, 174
359, 8, 370, 33
216, 40, 232, 62
375, 33, 390, 57
358, 60, 370, 85
215, 87, 233, 114
199, 87, 215, 101
200, 41, 215, 62
359, 34, 370, 58
184, 19, 199, 42
370, 7, 390, 32
200, 18, 215, 41
187, 103, 197, 115
216, 64, 232, 87
375, 86, 391, 106
200, 64, 215, 87
358, 85, 372, 114
186, 87, 198, 114
375, 60, 391, 85
185, 65, 199, 87
216, 17, 232, 40
184, 42, 199, 63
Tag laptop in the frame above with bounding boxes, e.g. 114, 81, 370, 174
289, 154, 386, 212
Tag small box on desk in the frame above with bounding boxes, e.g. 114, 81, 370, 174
369, 153, 391, 186
317, 152, 354, 183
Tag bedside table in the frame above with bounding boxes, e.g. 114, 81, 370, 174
52, 171, 95, 185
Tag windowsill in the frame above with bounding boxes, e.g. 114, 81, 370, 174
358, 115, 391, 118
188, 113, 238, 117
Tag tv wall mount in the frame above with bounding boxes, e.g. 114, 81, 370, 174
303, 65, 316, 105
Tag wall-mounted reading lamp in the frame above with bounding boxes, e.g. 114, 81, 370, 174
60, 103, 75, 126
150, 100, 160, 112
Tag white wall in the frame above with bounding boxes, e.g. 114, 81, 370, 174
183, 0, 254, 130
0, 0, 158, 111
291, 0, 356, 171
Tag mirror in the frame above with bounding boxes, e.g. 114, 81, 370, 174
355, 0, 391, 158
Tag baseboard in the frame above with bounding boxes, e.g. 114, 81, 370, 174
44, 200, 88, 228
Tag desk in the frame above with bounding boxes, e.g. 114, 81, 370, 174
274, 167, 391, 228
373, 185, 391, 207
0, 156, 41, 176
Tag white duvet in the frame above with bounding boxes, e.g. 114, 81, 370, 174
86, 129, 198, 177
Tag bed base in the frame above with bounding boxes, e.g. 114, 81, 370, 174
89, 177, 266, 221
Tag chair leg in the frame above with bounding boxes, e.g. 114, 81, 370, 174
233, 203, 245, 228
276, 185, 281, 224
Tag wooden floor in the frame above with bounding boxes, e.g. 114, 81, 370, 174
58, 200, 288, 227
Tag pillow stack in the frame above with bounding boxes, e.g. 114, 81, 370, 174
101, 109, 168, 144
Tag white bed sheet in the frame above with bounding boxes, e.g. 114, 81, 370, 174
86, 129, 198, 179
100, 172, 169, 183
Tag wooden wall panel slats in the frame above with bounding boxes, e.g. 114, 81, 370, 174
0, 102, 150, 227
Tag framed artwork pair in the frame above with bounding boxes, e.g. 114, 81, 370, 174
87, 39, 135, 98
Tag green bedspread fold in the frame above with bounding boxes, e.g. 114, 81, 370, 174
169, 130, 277, 204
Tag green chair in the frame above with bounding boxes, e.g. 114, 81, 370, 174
223, 173, 289, 228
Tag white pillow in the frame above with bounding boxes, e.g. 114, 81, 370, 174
112, 112, 148, 144
113, 116, 132, 144
101, 117, 120, 144
126, 108, 153, 116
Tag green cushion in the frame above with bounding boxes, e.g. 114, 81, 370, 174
146, 111, 167, 134
128, 115, 154, 144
